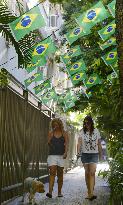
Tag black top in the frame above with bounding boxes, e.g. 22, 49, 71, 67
49, 135, 65, 155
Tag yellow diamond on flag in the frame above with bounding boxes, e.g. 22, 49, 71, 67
103, 24, 116, 35
83, 8, 101, 23
32, 43, 49, 56
106, 51, 117, 61
15, 14, 38, 30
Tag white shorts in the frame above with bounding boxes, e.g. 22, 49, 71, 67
47, 155, 64, 167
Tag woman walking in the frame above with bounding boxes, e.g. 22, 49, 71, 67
77, 115, 102, 201
46, 118, 69, 198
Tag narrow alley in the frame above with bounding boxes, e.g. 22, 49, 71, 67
6, 163, 110, 205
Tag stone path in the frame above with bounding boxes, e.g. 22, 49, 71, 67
4, 162, 110, 205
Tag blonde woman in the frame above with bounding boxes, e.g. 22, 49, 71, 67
46, 118, 69, 198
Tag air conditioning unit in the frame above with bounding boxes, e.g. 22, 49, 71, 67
49, 15, 58, 28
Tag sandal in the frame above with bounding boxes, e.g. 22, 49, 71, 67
89, 195, 97, 201
46, 193, 52, 198
58, 194, 63, 197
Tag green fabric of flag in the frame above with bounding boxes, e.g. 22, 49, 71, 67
70, 71, 86, 85
98, 20, 116, 41
99, 37, 116, 50
32, 37, 57, 62
110, 61, 118, 70
85, 74, 101, 88
41, 89, 57, 104
26, 58, 47, 73
101, 48, 117, 66
61, 46, 82, 64
75, 1, 110, 32
24, 72, 43, 87
67, 59, 86, 75
107, 0, 116, 18
65, 26, 91, 45
63, 101, 75, 112
107, 71, 118, 83
9, 6, 46, 41
34, 79, 51, 95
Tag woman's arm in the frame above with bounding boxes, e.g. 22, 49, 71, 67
98, 139, 103, 161
63, 131, 69, 159
77, 136, 82, 155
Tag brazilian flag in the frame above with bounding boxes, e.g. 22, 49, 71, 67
107, 0, 116, 18
26, 58, 47, 73
67, 59, 86, 75
65, 26, 91, 45
70, 71, 86, 85
41, 89, 57, 104
32, 37, 57, 62
75, 1, 110, 32
101, 48, 117, 66
98, 20, 116, 41
34, 79, 51, 95
61, 46, 82, 64
63, 101, 75, 112
85, 74, 101, 88
107, 71, 118, 83
99, 37, 116, 50
24, 72, 43, 87
9, 6, 46, 41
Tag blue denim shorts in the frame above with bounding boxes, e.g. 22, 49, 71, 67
81, 153, 99, 164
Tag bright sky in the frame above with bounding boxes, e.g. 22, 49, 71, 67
27, 0, 39, 9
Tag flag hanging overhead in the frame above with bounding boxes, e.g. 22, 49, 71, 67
67, 59, 86, 76
98, 20, 116, 41
99, 37, 116, 50
32, 37, 57, 62
65, 26, 91, 45
101, 48, 117, 66
9, 6, 46, 41
107, 70, 118, 83
41, 89, 57, 104
85, 74, 101, 88
24, 72, 43, 87
26, 58, 47, 73
75, 1, 110, 32
107, 0, 116, 18
34, 79, 51, 95
70, 71, 86, 85
61, 46, 82, 64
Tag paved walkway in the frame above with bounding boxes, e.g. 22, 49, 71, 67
5, 162, 110, 205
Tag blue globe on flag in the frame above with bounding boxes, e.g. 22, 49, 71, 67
73, 64, 79, 69
36, 45, 45, 54
68, 51, 73, 56
74, 28, 80, 35
107, 39, 112, 43
21, 16, 31, 27
107, 26, 113, 33
87, 10, 96, 20
76, 74, 80, 79
109, 53, 114, 59
89, 78, 94, 83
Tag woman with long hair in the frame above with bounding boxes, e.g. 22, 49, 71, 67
46, 118, 69, 198
77, 115, 102, 201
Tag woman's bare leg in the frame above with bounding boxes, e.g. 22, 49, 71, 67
49, 165, 57, 194
57, 166, 64, 195
88, 163, 96, 197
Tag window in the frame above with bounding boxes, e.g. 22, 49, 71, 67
49, 15, 58, 28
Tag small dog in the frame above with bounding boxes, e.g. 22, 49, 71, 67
24, 177, 45, 204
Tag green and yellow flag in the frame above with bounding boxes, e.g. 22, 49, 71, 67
65, 26, 91, 45
32, 37, 57, 62
41, 89, 57, 104
75, 1, 110, 32
24, 72, 43, 87
99, 37, 116, 50
63, 101, 75, 112
34, 79, 51, 95
107, 0, 116, 18
107, 71, 118, 83
26, 58, 47, 73
98, 20, 116, 41
67, 59, 86, 75
101, 48, 117, 66
9, 6, 46, 41
61, 46, 82, 64
85, 74, 101, 88
70, 71, 86, 85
